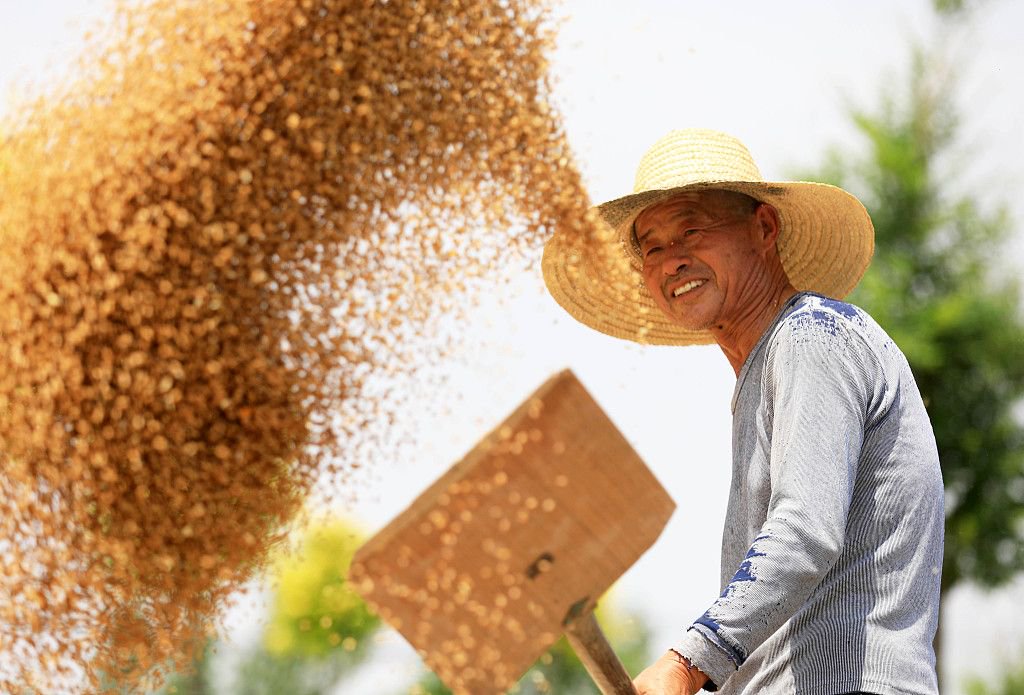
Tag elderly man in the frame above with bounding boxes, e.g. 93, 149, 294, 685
542, 130, 944, 694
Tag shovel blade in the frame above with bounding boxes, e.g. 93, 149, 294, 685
349, 370, 674, 694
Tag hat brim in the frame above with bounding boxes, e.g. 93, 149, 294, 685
542, 180, 874, 346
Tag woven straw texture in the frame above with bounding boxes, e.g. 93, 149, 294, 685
542, 129, 874, 345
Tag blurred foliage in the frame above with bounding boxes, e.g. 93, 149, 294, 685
933, 0, 966, 14
261, 519, 378, 658
231, 648, 364, 695
806, 42, 1024, 593
231, 517, 379, 695
151, 517, 379, 694
151, 642, 215, 695
932, 0, 992, 16
406, 598, 651, 695
964, 656, 1024, 695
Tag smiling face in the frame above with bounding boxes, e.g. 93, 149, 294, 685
634, 189, 778, 334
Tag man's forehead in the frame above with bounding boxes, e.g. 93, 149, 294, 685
634, 190, 727, 238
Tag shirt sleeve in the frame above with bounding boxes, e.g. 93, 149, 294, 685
673, 311, 879, 689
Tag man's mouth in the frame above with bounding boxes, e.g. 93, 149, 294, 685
671, 279, 706, 297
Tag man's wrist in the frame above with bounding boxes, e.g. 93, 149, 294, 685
668, 648, 710, 689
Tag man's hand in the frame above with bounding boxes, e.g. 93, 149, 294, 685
633, 650, 709, 695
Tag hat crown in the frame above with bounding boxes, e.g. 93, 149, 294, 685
633, 128, 763, 192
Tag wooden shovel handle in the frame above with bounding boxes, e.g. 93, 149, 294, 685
564, 610, 640, 695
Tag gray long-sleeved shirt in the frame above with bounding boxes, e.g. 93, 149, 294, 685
674, 292, 944, 694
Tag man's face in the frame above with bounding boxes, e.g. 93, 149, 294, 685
635, 190, 768, 332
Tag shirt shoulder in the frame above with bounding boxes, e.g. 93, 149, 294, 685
764, 294, 894, 390
768, 294, 889, 357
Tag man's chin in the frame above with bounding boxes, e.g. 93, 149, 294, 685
656, 307, 714, 332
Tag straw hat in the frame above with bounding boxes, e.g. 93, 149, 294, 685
542, 128, 874, 345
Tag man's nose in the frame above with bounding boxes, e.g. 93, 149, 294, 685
661, 248, 688, 276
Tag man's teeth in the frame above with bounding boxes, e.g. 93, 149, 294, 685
672, 280, 706, 297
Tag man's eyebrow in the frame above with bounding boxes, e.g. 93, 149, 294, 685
634, 209, 693, 245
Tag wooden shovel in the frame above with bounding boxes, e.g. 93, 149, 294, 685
349, 370, 675, 694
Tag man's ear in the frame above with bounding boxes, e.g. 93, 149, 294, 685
753, 203, 781, 250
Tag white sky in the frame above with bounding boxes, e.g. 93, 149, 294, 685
3, 1, 1024, 693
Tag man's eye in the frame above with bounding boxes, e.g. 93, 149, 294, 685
644, 246, 662, 258
683, 228, 699, 236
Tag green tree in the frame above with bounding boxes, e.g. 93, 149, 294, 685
153, 517, 380, 695
261, 519, 378, 659
964, 656, 1024, 695
406, 598, 652, 695
151, 642, 216, 695
232, 517, 380, 695
806, 7, 1024, 681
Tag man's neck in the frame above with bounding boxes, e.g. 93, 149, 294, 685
713, 283, 799, 376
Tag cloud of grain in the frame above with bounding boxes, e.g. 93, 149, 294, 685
0, 0, 611, 690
